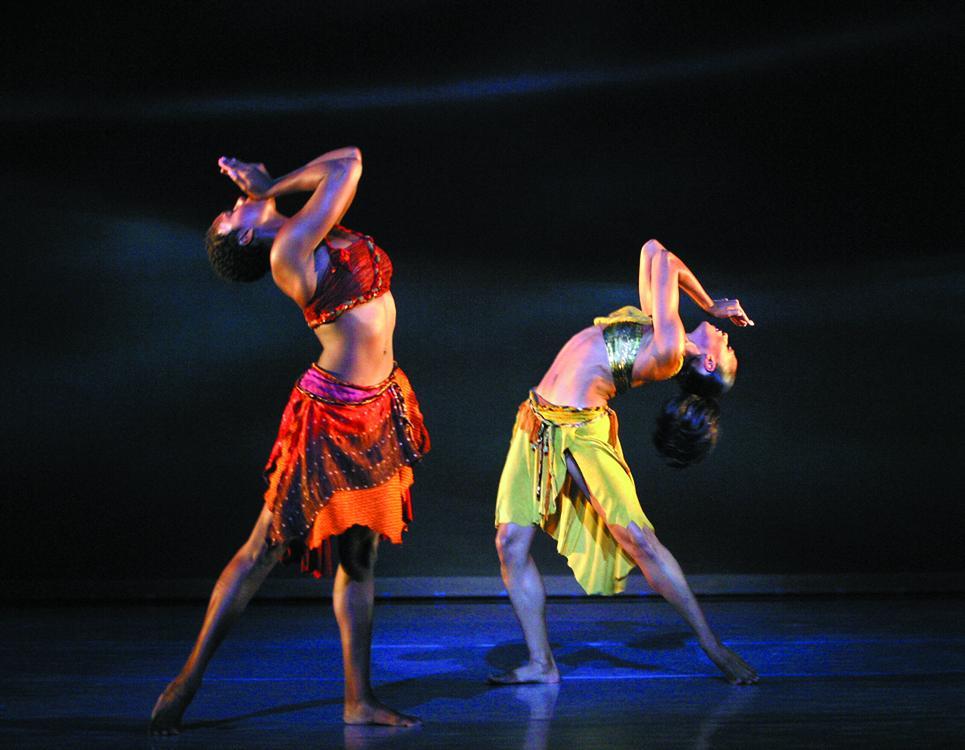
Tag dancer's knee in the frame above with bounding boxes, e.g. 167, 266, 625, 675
495, 525, 529, 569
238, 535, 283, 569
625, 522, 660, 562
338, 526, 379, 582
234, 505, 283, 568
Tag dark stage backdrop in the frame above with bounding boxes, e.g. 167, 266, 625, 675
1, 2, 962, 591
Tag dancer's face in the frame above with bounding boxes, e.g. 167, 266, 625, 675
686, 321, 738, 376
212, 196, 282, 244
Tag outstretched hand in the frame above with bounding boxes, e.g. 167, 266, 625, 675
706, 298, 754, 327
218, 156, 274, 199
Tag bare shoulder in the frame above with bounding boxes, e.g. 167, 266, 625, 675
270, 232, 326, 307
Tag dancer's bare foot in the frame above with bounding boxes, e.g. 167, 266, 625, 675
149, 675, 199, 735
701, 640, 759, 685
343, 699, 421, 727
487, 661, 560, 685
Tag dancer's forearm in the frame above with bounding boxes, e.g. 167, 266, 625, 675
674, 261, 714, 312
663, 244, 753, 327
267, 147, 362, 197
640, 239, 714, 312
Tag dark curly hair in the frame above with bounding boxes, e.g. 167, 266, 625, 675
652, 355, 735, 468
204, 225, 272, 282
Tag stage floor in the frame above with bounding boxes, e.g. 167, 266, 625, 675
1, 595, 963, 748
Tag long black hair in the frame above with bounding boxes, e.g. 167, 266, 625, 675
653, 355, 735, 468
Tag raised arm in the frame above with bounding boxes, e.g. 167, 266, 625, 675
263, 146, 362, 198
268, 149, 363, 304
218, 147, 362, 200
639, 240, 688, 381
638, 239, 753, 327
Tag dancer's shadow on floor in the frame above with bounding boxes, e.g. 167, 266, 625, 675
181, 668, 498, 733
172, 631, 697, 733
183, 695, 343, 730
369, 670, 497, 705
149, 629, 696, 736
0, 717, 148, 734
590, 619, 693, 651
556, 646, 662, 672
484, 635, 689, 675
484, 641, 531, 673
625, 631, 692, 652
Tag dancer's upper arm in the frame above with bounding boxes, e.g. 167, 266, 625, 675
640, 240, 686, 381
638, 239, 661, 316
270, 156, 362, 305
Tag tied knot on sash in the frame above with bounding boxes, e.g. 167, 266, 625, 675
522, 391, 613, 520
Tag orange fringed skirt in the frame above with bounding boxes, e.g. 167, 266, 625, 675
262, 362, 430, 576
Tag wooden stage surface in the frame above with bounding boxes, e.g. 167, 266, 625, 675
1, 595, 963, 748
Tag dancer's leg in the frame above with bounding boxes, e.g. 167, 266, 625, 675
564, 453, 758, 685
490, 523, 559, 684
336, 525, 419, 727
150, 505, 285, 734
613, 521, 757, 684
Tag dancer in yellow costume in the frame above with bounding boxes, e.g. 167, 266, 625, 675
492, 239, 759, 686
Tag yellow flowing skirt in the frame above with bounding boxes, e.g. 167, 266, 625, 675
494, 392, 654, 596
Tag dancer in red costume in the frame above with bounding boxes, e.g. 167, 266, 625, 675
150, 147, 429, 734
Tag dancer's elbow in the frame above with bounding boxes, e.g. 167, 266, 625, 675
641, 239, 668, 262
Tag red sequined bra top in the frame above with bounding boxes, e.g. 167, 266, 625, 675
302, 226, 393, 328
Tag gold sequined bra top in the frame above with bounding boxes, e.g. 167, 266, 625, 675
593, 305, 653, 396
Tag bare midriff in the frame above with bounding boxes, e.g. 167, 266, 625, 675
313, 291, 396, 386
534, 326, 617, 408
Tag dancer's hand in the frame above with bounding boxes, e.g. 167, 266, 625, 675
218, 156, 274, 199
706, 298, 754, 327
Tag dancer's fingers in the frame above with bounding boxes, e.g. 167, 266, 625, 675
728, 300, 754, 327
